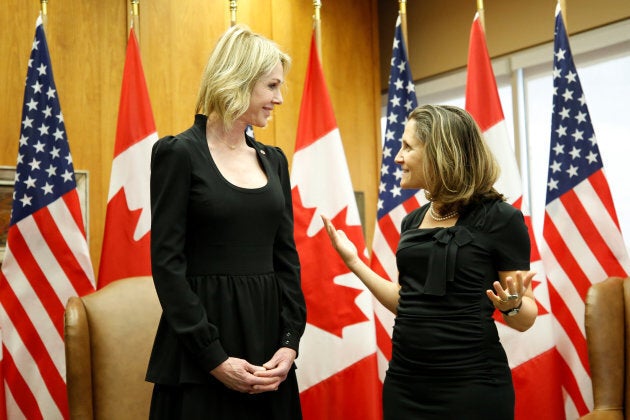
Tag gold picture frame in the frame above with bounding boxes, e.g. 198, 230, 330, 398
0, 165, 89, 263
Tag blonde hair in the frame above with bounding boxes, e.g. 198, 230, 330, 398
195, 24, 290, 129
408, 104, 503, 210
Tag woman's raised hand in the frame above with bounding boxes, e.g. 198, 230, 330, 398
321, 215, 360, 268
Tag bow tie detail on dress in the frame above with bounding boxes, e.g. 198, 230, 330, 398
423, 226, 474, 296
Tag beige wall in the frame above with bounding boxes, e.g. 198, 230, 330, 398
0, 1, 381, 279
378, 0, 630, 88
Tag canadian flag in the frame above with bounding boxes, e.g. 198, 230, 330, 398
291, 33, 381, 419
465, 13, 565, 419
98, 28, 157, 288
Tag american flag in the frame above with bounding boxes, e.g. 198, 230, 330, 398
464, 12, 565, 419
542, 4, 630, 416
369, 14, 420, 379
0, 16, 95, 418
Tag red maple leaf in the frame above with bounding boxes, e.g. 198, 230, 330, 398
98, 188, 151, 287
292, 186, 369, 337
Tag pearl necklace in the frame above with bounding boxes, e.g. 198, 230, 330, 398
429, 202, 459, 221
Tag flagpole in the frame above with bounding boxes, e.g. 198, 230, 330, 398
40, 0, 48, 27
559, 0, 567, 31
476, 0, 485, 31
399, 0, 408, 51
313, 0, 322, 61
229, 0, 238, 26
129, 0, 140, 43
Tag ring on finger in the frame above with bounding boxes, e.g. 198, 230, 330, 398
507, 294, 519, 301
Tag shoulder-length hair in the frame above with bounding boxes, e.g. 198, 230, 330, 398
408, 104, 503, 210
195, 24, 290, 129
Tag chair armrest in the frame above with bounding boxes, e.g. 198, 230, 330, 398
584, 277, 625, 415
64, 296, 94, 420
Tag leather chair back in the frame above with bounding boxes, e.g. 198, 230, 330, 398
581, 276, 630, 420
64, 276, 161, 419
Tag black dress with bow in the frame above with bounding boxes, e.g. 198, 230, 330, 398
383, 199, 530, 420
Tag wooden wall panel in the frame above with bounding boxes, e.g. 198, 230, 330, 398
140, 1, 226, 137
1, 1, 381, 279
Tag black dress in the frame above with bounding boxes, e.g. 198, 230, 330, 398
383, 200, 530, 420
146, 115, 306, 419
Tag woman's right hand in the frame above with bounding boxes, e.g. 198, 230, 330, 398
321, 215, 360, 268
210, 357, 279, 394
322, 215, 401, 314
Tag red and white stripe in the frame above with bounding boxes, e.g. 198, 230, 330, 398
542, 171, 630, 414
539, 5, 630, 416
0, 191, 95, 419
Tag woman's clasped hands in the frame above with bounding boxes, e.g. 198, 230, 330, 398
211, 347, 297, 394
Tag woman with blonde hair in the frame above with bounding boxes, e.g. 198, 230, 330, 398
146, 25, 306, 419
323, 104, 537, 419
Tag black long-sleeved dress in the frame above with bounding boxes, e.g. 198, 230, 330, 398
146, 115, 306, 419
383, 199, 530, 420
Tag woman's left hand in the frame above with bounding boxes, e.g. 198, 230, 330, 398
486, 270, 535, 311
486, 270, 538, 331
251, 347, 297, 392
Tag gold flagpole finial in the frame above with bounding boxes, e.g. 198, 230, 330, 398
129, 0, 140, 40
313, 0, 322, 59
131, 0, 139, 17
229, 0, 238, 26
399, 0, 407, 14
40, 0, 48, 27
559, 0, 568, 31
399, 0, 408, 50
476, 0, 485, 31
313, 0, 322, 20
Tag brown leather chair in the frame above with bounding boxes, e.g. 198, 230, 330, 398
64, 276, 161, 420
581, 276, 630, 420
